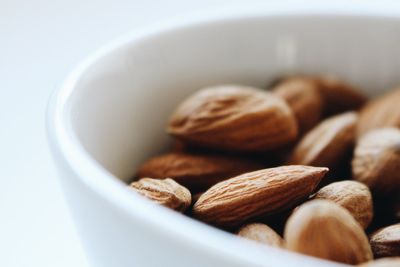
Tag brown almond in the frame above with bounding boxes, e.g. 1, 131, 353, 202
136, 152, 263, 192
352, 128, 400, 194
287, 112, 357, 168
284, 199, 373, 264
316, 76, 367, 115
167, 85, 298, 152
314, 180, 373, 229
358, 88, 400, 137
359, 258, 400, 267
193, 165, 328, 227
130, 178, 191, 212
370, 224, 400, 258
237, 223, 284, 248
273, 77, 324, 134
272, 75, 367, 115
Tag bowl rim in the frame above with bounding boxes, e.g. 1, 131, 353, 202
46, 2, 400, 266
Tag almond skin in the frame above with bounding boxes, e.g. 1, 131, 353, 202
273, 77, 324, 134
272, 75, 367, 115
359, 258, 400, 267
130, 178, 191, 212
167, 85, 298, 152
237, 223, 284, 248
316, 76, 367, 115
136, 152, 263, 192
352, 128, 400, 194
357, 88, 400, 137
370, 224, 400, 258
314, 180, 373, 229
193, 165, 328, 227
284, 199, 373, 265
287, 112, 357, 168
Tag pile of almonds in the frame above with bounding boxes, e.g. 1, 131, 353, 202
129, 75, 400, 266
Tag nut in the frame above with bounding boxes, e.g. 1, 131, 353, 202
357, 88, 400, 137
359, 258, 400, 267
273, 75, 367, 115
273, 77, 324, 134
370, 224, 400, 258
284, 199, 373, 264
237, 223, 284, 248
130, 178, 191, 212
136, 152, 263, 192
167, 85, 298, 152
314, 180, 373, 229
352, 128, 400, 194
193, 165, 327, 227
316, 76, 367, 115
287, 112, 357, 168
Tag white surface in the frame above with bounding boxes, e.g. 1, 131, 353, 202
48, 3, 400, 267
0, 1, 258, 266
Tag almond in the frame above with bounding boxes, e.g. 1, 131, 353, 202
130, 178, 191, 212
284, 199, 373, 264
192, 165, 327, 227
370, 224, 400, 258
287, 112, 357, 168
359, 258, 400, 267
237, 223, 284, 248
272, 75, 367, 115
273, 77, 324, 134
136, 152, 263, 192
352, 128, 400, 194
357, 88, 400, 137
316, 76, 367, 115
314, 181, 373, 229
167, 85, 298, 152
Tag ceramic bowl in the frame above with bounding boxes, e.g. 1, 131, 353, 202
47, 3, 400, 267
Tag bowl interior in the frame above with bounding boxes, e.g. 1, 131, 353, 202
66, 14, 400, 181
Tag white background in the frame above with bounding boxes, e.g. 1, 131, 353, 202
0, 1, 267, 266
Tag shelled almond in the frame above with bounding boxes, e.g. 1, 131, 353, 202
273, 77, 324, 134
314, 180, 373, 229
192, 165, 327, 227
128, 76, 400, 265
130, 178, 191, 212
287, 111, 357, 168
167, 85, 298, 152
237, 223, 284, 248
357, 88, 400, 137
370, 224, 400, 258
284, 200, 372, 264
352, 128, 400, 195
136, 152, 263, 192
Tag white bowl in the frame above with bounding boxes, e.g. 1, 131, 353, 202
47, 3, 400, 267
